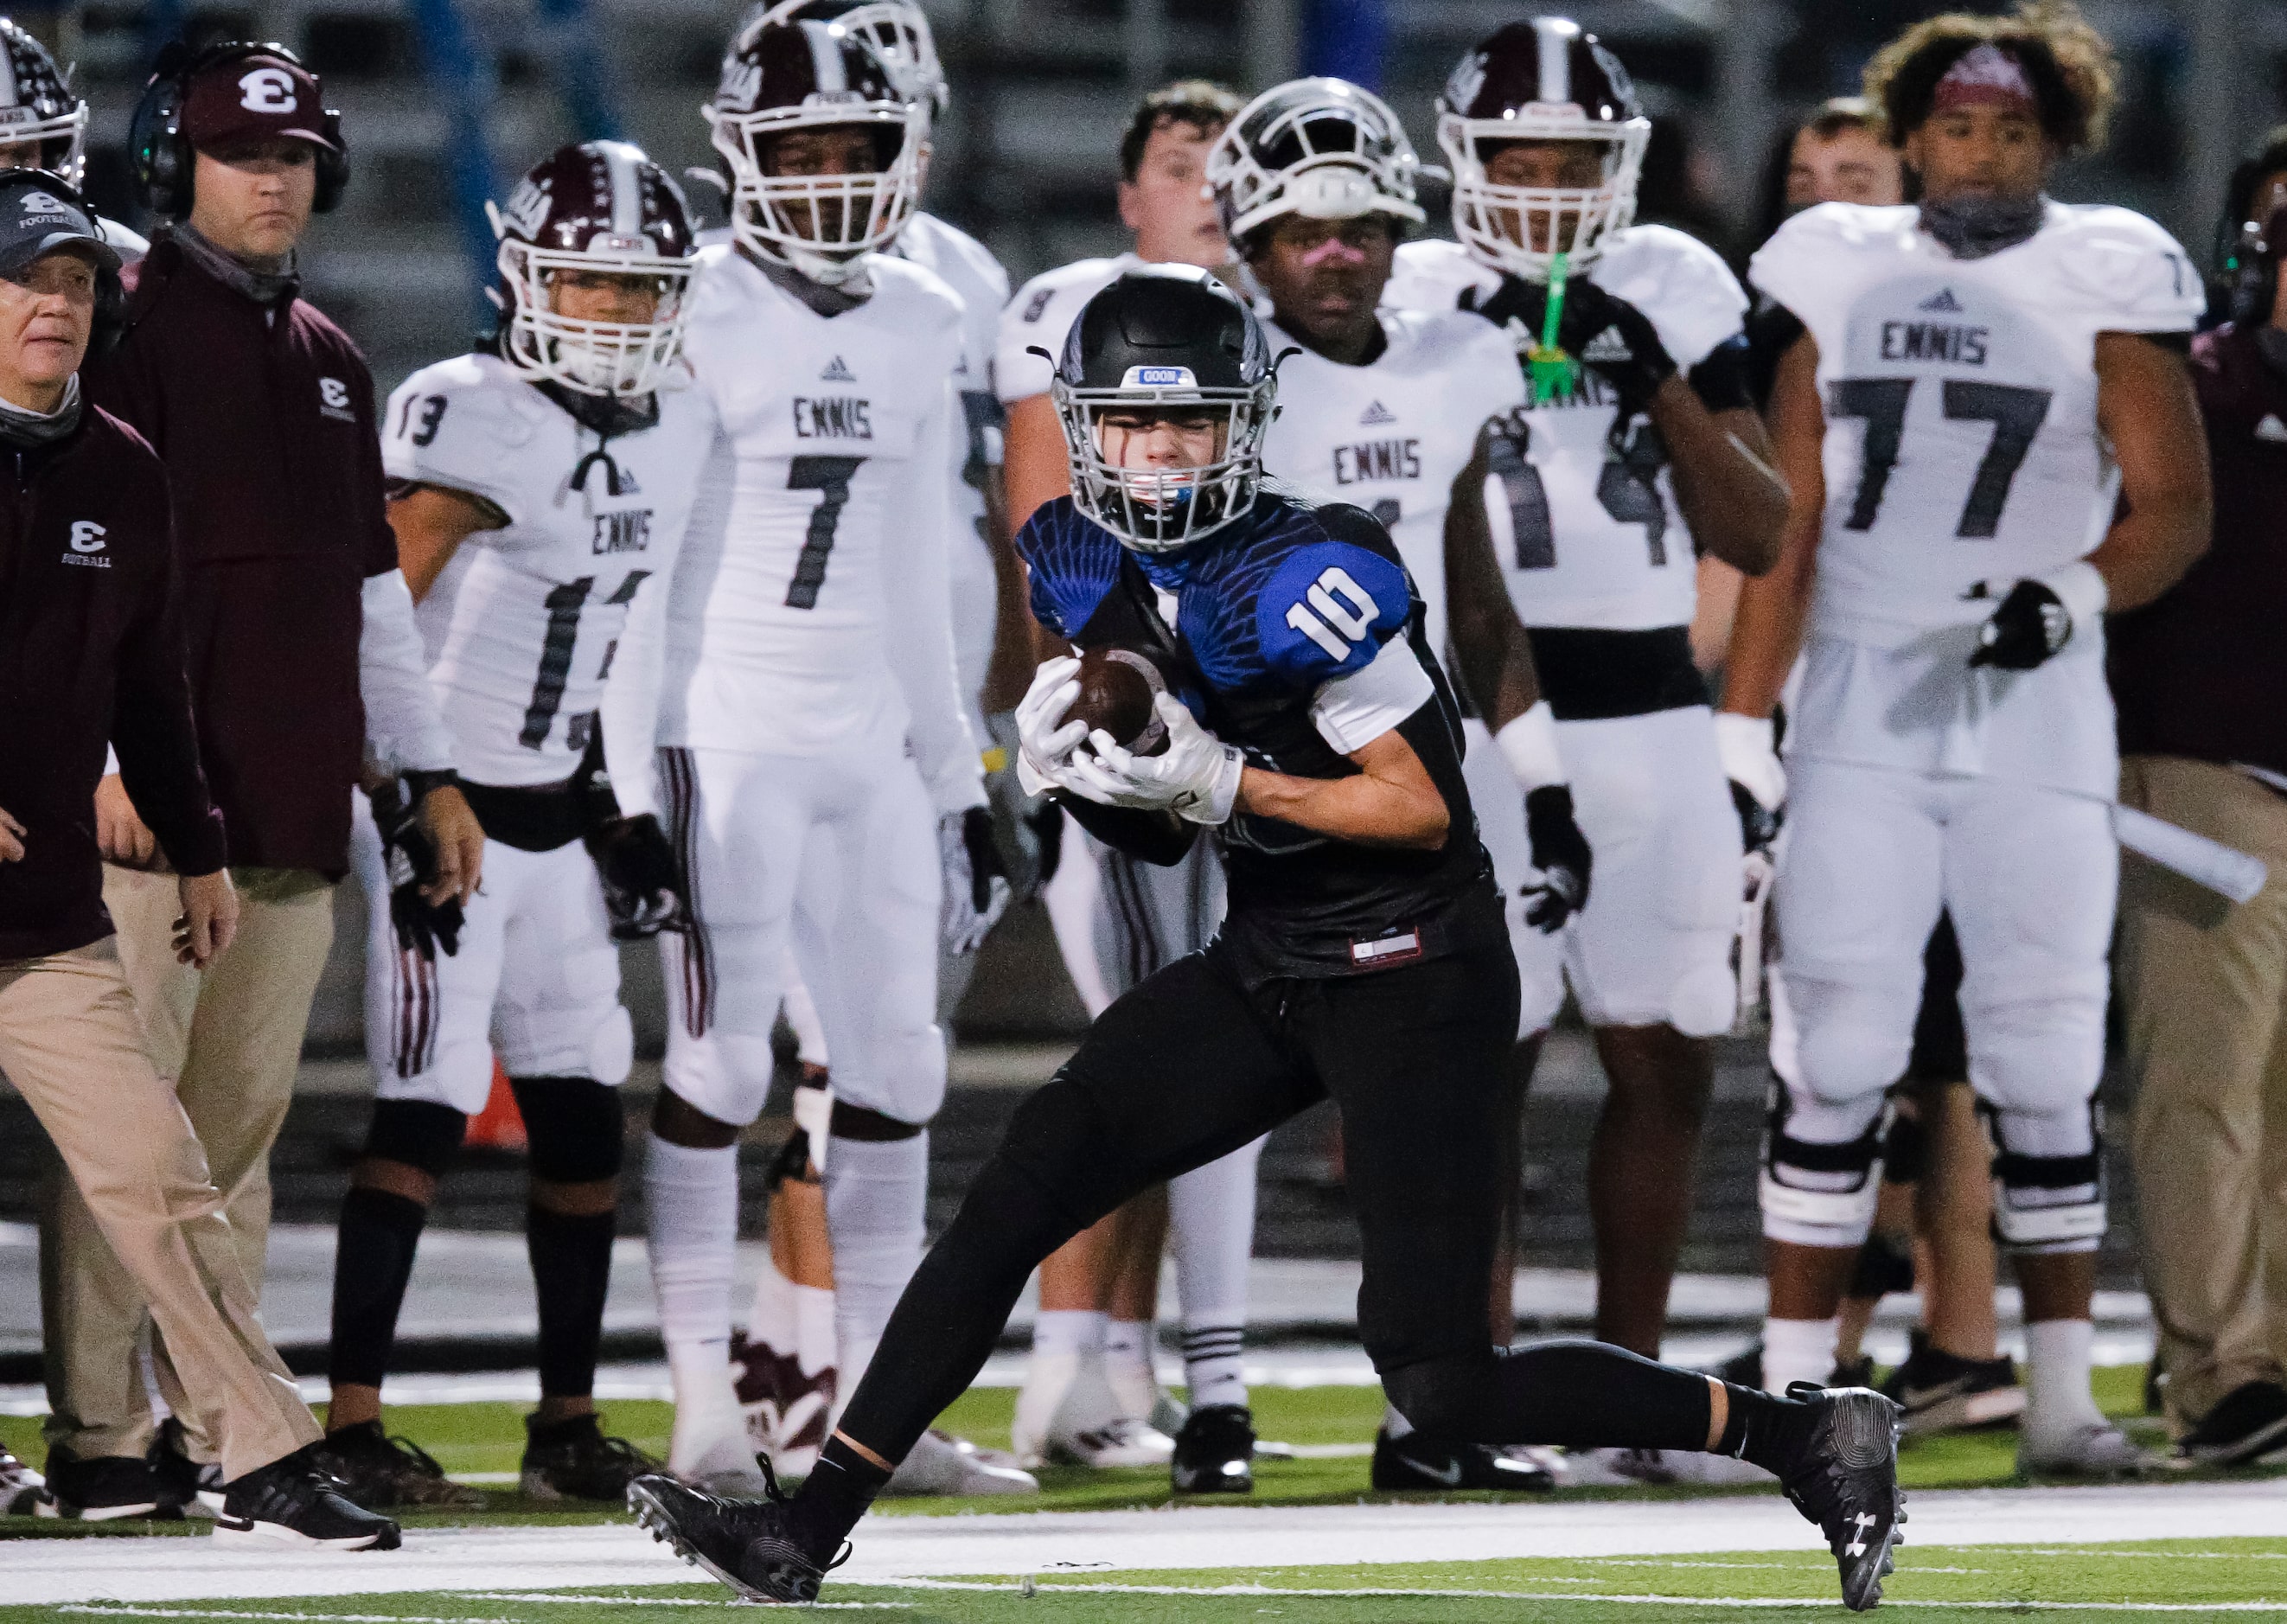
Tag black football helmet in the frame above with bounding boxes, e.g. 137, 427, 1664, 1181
1049, 266, 1274, 553
1206, 77, 1424, 247
489, 141, 698, 397
1437, 16, 1650, 278
0, 20, 86, 188
706, 13, 925, 284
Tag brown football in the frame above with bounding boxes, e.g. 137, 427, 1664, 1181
1070, 647, 1169, 757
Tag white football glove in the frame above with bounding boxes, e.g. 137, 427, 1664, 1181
1014, 655, 1087, 797
1714, 712, 1786, 854
938, 808, 1011, 956
1067, 693, 1245, 825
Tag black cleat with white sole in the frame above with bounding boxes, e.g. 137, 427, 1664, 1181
628, 1470, 843, 1603
1370, 1429, 1556, 1492
1172, 1404, 1255, 1495
1774, 1384, 1905, 1612
214, 1445, 402, 1550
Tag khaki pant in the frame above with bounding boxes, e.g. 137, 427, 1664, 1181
41, 865, 334, 1464
5, 940, 320, 1480
2120, 755, 2287, 1429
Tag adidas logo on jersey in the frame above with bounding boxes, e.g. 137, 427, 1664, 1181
1582, 327, 1632, 362
819, 355, 857, 383
1919, 289, 1964, 312
1358, 400, 1397, 426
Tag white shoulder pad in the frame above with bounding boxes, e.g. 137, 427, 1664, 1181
996, 254, 1129, 404
1404, 308, 1527, 419
904, 211, 1012, 308
2042, 204, 2204, 335
1593, 223, 1749, 372
1382, 237, 1494, 316
1748, 202, 1917, 332
380, 353, 543, 521
870, 252, 967, 340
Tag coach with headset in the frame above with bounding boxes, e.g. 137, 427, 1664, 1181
38, 41, 482, 1517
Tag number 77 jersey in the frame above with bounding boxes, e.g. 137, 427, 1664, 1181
1749, 200, 2203, 647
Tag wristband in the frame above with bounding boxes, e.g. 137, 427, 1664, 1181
403, 768, 463, 803
1495, 700, 1566, 792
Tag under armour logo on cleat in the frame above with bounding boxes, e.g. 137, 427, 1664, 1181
1845, 1511, 1878, 1557
1918, 288, 1964, 312
819, 355, 857, 382
1358, 400, 1396, 426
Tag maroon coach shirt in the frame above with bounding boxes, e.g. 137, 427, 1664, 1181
2110, 322, 2287, 778
0, 406, 227, 960
84, 233, 398, 877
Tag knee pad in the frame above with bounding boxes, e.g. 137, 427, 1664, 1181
1983, 1099, 2105, 1254
364, 1098, 468, 1179
1382, 1350, 1499, 1440
509, 1077, 625, 1184
1787, 973, 1915, 1107
1963, 986, 2105, 1118
1667, 959, 1738, 1040
1759, 1074, 1887, 1249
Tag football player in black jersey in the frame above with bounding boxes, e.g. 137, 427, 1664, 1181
629, 268, 1907, 1614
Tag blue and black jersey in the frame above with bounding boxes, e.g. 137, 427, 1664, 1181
1019, 489, 1501, 982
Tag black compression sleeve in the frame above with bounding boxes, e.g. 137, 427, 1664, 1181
1688, 335, 1758, 413
1056, 794, 1198, 866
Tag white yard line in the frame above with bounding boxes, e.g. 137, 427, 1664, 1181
4, 1481, 2280, 1608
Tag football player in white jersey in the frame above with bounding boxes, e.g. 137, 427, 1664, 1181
605, 12, 1028, 1500
323, 142, 704, 1508
1722, 5, 2209, 1474
1208, 76, 1596, 1493
1380, 17, 1787, 1459
710, 0, 1021, 1483
994, 80, 1262, 1474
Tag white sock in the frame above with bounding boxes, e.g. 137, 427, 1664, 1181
1033, 1309, 1108, 1360
795, 1276, 837, 1380
823, 1131, 928, 1400
647, 1135, 740, 1376
1182, 1316, 1247, 1411
2023, 1318, 2105, 1435
1104, 1318, 1159, 1422
1762, 1317, 1841, 1395
745, 1251, 798, 1354
1382, 1399, 1415, 1440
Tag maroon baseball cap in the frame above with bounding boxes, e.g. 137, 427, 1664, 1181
180, 51, 338, 152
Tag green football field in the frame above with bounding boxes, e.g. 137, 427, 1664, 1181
8, 1368, 2284, 1619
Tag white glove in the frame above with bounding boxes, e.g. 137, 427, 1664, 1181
1714, 713, 1786, 814
1014, 655, 1086, 797
1067, 694, 1246, 825
938, 808, 1011, 956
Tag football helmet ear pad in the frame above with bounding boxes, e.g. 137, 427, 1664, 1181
129, 40, 349, 218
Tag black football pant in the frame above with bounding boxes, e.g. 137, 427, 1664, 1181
836, 935, 1716, 1461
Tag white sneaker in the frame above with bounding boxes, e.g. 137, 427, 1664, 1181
883, 1429, 1039, 1497
2018, 1420, 2154, 1479
0, 1445, 54, 1517
1014, 1350, 1175, 1467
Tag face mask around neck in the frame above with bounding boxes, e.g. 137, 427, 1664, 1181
1920, 192, 2046, 260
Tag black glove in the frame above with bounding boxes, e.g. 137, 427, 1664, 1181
942, 806, 1013, 955
585, 812, 686, 940
370, 777, 463, 961
1968, 578, 2071, 670
1522, 784, 1594, 933
1557, 277, 1678, 425
1729, 781, 1782, 857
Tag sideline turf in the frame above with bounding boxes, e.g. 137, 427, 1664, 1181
2, 1365, 2265, 1535
6, 1538, 2287, 1622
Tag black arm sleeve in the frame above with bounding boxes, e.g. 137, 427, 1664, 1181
1687, 335, 1757, 414
1741, 299, 1807, 414
1057, 794, 1198, 866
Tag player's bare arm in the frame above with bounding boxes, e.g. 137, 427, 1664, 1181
1719, 329, 1824, 721
387, 483, 505, 603
1441, 420, 1545, 730
1234, 725, 1448, 850
1655, 386, 1787, 576
2085, 329, 2210, 611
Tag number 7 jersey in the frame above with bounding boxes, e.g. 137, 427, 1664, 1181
1750, 201, 2203, 648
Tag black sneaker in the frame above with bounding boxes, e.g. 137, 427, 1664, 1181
0, 1443, 54, 1517
1370, 1429, 1555, 1493
1878, 1331, 2026, 1435
521, 1413, 660, 1501
628, 1469, 844, 1603
1772, 1384, 1905, 1614
1172, 1404, 1255, 1495
2177, 1381, 2287, 1467
215, 1444, 403, 1550
149, 1417, 225, 1516
1830, 1353, 1875, 1389
44, 1448, 176, 1521
316, 1421, 485, 1510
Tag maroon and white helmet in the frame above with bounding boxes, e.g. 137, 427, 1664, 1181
0, 20, 87, 187
489, 140, 697, 398
745, 0, 947, 126
705, 13, 926, 285
1437, 16, 1650, 278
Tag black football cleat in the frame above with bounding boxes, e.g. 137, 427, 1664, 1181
521, 1413, 660, 1501
628, 1469, 843, 1604
1370, 1429, 1556, 1493
1172, 1404, 1255, 1495
1773, 1384, 1905, 1613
